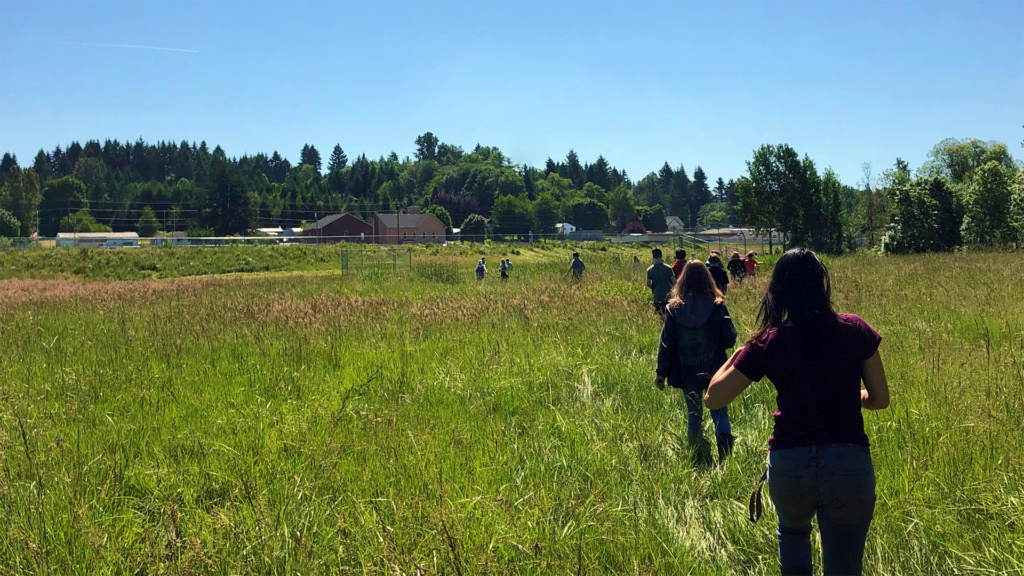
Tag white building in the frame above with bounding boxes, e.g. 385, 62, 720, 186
555, 222, 576, 235
56, 232, 140, 248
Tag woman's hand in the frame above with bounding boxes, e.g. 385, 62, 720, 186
655, 376, 666, 391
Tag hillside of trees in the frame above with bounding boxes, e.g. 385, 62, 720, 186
1, 133, 1021, 253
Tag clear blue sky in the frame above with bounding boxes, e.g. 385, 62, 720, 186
1, 0, 1021, 186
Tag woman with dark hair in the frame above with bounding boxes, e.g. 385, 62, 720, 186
705, 248, 890, 576
655, 260, 737, 462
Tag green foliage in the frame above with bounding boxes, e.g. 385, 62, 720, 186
186, 226, 215, 238
607, 184, 635, 227
60, 208, 112, 233
490, 194, 534, 235
881, 181, 939, 254
919, 138, 1019, 183
1010, 169, 1024, 247
637, 204, 667, 232
961, 161, 1016, 245
208, 156, 257, 235
532, 193, 560, 234
697, 201, 731, 228
0, 207, 19, 237
424, 205, 453, 233
568, 198, 609, 231
459, 213, 487, 239
414, 132, 439, 162
0, 166, 42, 237
136, 206, 160, 237
40, 176, 89, 236
739, 145, 843, 253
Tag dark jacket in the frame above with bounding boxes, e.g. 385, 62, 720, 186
708, 265, 729, 292
656, 294, 737, 391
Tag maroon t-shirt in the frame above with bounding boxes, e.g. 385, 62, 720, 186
733, 313, 881, 451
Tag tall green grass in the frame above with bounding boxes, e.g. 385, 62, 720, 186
0, 251, 1021, 574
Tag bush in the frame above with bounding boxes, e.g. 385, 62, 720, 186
186, 226, 215, 238
0, 207, 19, 237
460, 214, 488, 242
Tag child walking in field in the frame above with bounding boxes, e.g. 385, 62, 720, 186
646, 248, 676, 321
655, 260, 737, 463
727, 251, 746, 283
705, 248, 890, 576
706, 255, 730, 294
744, 252, 758, 277
500, 259, 509, 282
569, 252, 585, 282
476, 259, 487, 281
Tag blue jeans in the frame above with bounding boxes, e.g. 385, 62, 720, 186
683, 389, 731, 441
768, 444, 876, 575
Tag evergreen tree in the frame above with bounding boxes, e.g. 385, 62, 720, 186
586, 155, 611, 190
658, 162, 674, 195
300, 144, 322, 173
544, 158, 558, 176
714, 177, 727, 202
523, 166, 535, 200
136, 205, 160, 237
690, 166, 712, 208
0, 153, 17, 186
329, 143, 350, 170
208, 156, 256, 235
564, 150, 585, 189
33, 150, 52, 184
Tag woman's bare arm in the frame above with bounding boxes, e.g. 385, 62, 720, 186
861, 350, 890, 410
705, 349, 753, 410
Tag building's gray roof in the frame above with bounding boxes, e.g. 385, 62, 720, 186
56, 232, 139, 239
304, 213, 366, 231
374, 214, 434, 228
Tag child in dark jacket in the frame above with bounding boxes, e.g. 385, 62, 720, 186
655, 260, 737, 461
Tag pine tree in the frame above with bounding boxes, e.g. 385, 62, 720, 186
690, 166, 712, 207
565, 150, 584, 189
136, 205, 160, 237
0, 153, 17, 186
300, 144, 322, 173
544, 158, 558, 176
328, 145, 349, 172
523, 166, 535, 200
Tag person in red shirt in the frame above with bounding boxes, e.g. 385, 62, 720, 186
705, 248, 890, 576
671, 249, 687, 279
744, 251, 758, 277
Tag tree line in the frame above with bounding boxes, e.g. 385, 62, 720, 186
1, 133, 1021, 252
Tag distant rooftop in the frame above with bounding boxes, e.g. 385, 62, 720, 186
56, 232, 140, 239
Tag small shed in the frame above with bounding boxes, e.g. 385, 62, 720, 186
555, 222, 577, 235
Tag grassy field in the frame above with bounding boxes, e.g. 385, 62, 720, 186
0, 246, 1022, 575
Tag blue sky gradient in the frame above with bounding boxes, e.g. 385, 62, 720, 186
1, 0, 1021, 185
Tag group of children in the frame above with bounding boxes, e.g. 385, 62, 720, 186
648, 248, 758, 316
475, 256, 513, 282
